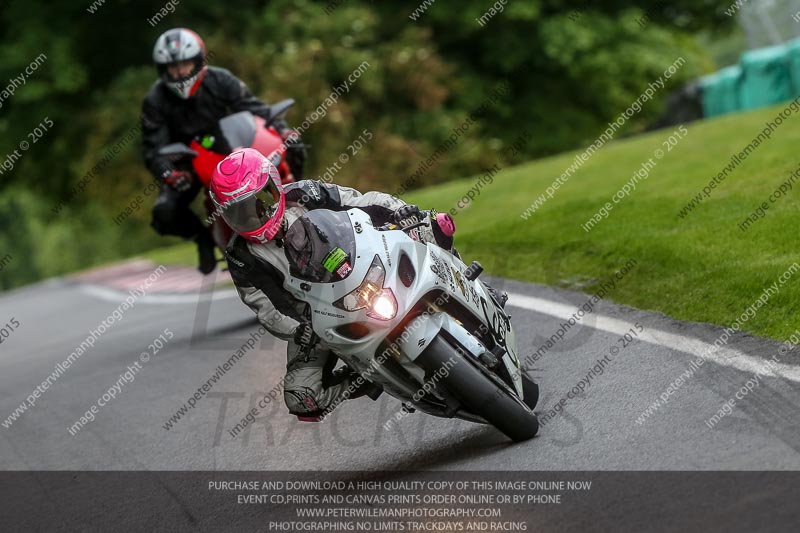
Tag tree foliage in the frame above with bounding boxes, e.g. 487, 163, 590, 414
0, 0, 734, 288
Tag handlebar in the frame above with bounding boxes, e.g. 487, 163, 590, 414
376, 210, 435, 233
267, 98, 295, 127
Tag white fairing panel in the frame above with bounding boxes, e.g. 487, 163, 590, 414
283, 209, 524, 399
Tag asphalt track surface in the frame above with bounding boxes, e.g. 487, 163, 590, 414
1, 263, 800, 531
2, 266, 799, 471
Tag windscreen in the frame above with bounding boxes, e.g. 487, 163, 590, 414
218, 111, 257, 151
284, 210, 356, 283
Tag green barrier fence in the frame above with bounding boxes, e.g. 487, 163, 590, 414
700, 39, 800, 118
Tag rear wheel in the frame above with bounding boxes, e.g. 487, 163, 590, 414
417, 336, 539, 442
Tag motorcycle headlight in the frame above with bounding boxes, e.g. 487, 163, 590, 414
369, 289, 397, 320
333, 255, 395, 319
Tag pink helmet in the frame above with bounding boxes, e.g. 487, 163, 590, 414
210, 148, 286, 243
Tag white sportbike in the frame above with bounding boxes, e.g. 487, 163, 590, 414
283, 208, 539, 441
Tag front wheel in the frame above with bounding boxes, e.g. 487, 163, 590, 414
416, 336, 539, 442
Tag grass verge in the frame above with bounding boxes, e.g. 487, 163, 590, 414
141, 103, 800, 341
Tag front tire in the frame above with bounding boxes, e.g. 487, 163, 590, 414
417, 336, 539, 442
521, 373, 539, 411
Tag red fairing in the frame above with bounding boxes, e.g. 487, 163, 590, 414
190, 120, 292, 186
251, 116, 293, 184
189, 139, 225, 187
182, 110, 296, 250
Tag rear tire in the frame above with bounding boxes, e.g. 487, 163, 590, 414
417, 336, 539, 442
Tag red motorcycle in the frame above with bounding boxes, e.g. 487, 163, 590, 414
157, 99, 299, 251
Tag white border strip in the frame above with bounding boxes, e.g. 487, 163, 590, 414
80, 284, 238, 305
508, 292, 800, 383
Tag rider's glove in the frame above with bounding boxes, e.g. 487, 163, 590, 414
280, 128, 302, 145
392, 204, 422, 227
162, 170, 193, 192
281, 129, 306, 180
293, 321, 319, 350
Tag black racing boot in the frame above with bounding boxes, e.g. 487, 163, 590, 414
195, 230, 217, 275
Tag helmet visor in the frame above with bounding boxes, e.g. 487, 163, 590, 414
216, 179, 281, 234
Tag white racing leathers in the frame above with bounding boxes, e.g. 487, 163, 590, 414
225, 180, 450, 417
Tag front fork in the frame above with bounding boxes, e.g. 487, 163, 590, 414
394, 312, 525, 399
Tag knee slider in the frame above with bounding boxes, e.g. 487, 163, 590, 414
284, 386, 324, 416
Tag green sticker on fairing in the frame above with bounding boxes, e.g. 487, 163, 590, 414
201, 135, 215, 149
322, 247, 348, 272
